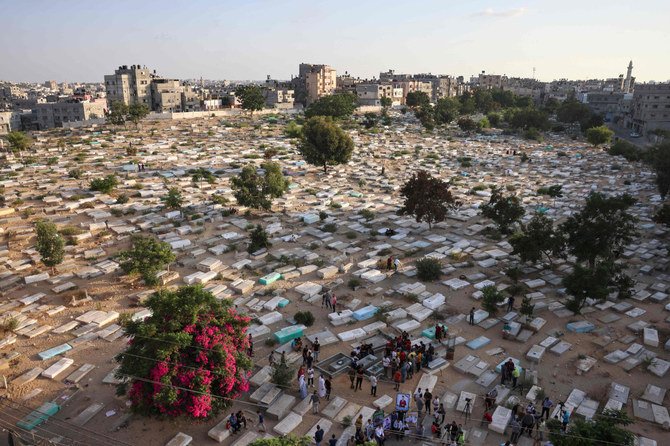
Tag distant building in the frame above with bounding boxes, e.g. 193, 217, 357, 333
584, 91, 631, 122
380, 71, 465, 102
151, 79, 183, 112
477, 71, 508, 90
395, 80, 433, 105
44, 80, 58, 90
0, 111, 22, 134
264, 88, 294, 109
298, 64, 337, 105
630, 83, 670, 136
356, 83, 395, 107
104, 65, 154, 107
31, 99, 107, 130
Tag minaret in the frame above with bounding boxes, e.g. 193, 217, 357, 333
624, 61, 633, 93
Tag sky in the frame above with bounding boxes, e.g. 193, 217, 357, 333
1, 0, 669, 84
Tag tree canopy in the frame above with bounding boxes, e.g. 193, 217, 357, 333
649, 141, 670, 199
299, 116, 354, 173
164, 187, 184, 210
586, 125, 614, 147
35, 220, 65, 270
560, 192, 637, 267
5, 131, 32, 154
236, 85, 265, 115
509, 213, 565, 265
107, 101, 129, 126
433, 97, 460, 125
479, 186, 525, 234
115, 285, 252, 419
248, 224, 271, 253
117, 234, 176, 285
457, 117, 478, 132
231, 162, 289, 210
90, 175, 118, 194
398, 170, 459, 229
250, 436, 312, 446
305, 93, 358, 119
128, 103, 150, 127
405, 91, 430, 109
547, 409, 635, 446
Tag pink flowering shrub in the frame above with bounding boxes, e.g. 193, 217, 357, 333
115, 285, 252, 419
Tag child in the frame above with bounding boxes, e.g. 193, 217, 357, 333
307, 367, 315, 387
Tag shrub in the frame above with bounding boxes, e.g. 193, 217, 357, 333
348, 278, 361, 289
358, 209, 375, 221
271, 355, 294, 388
90, 175, 118, 194
68, 168, 82, 179
294, 311, 315, 327
523, 127, 543, 141
608, 140, 640, 162
319, 211, 328, 221
415, 257, 442, 281
345, 231, 357, 239
322, 223, 337, 233
116, 194, 129, 204
248, 225, 271, 254
482, 285, 505, 315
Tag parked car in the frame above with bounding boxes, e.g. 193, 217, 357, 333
630, 132, 641, 138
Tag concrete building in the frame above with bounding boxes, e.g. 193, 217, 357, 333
395, 80, 433, 105
630, 83, 670, 136
477, 72, 508, 90
356, 83, 394, 106
379, 71, 465, 102
44, 80, 58, 90
104, 65, 153, 107
585, 91, 631, 122
31, 99, 107, 130
0, 111, 22, 134
264, 88, 294, 108
299, 64, 337, 105
150, 79, 183, 113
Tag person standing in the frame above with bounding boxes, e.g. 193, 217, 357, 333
330, 293, 337, 312
256, 410, 266, 432
561, 409, 570, 431
310, 390, 320, 414
328, 434, 337, 446
355, 368, 364, 391
322, 290, 330, 308
314, 425, 324, 446
369, 374, 378, 396
307, 367, 314, 387
507, 295, 515, 312
393, 369, 401, 390
318, 375, 326, 398
325, 376, 332, 400
512, 365, 520, 389
313, 338, 320, 362
387, 256, 393, 270
424, 390, 433, 415
299, 374, 308, 399
349, 368, 356, 389
541, 396, 553, 420
437, 403, 446, 424
510, 417, 521, 443
382, 355, 390, 378
469, 307, 475, 325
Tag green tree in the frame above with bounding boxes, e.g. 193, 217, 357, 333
35, 220, 65, 272
608, 140, 640, 162
380, 96, 393, 109
434, 97, 460, 124
481, 285, 505, 315
649, 141, 670, 198
107, 101, 129, 127
560, 192, 638, 268
547, 409, 635, 446
519, 296, 535, 319
90, 175, 118, 194
415, 106, 435, 131
586, 125, 614, 147
305, 93, 358, 119
115, 285, 252, 419
117, 234, 176, 285
248, 224, 271, 253
284, 121, 303, 139
128, 103, 150, 128
457, 117, 478, 132
299, 116, 354, 173
190, 167, 216, 185
415, 257, 442, 281
556, 98, 592, 124
405, 91, 430, 109
507, 108, 550, 130
236, 85, 265, 116
362, 112, 378, 129
262, 161, 289, 198
165, 187, 184, 211
5, 131, 32, 154
231, 165, 273, 210
251, 436, 311, 446
654, 203, 670, 227
536, 185, 563, 198
486, 112, 502, 127
509, 213, 565, 266
480, 186, 525, 234
398, 170, 460, 229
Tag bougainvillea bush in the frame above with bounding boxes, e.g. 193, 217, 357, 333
115, 285, 252, 419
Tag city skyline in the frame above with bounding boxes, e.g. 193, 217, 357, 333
2, 0, 669, 83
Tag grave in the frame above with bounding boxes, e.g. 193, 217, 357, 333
165, 433, 192, 446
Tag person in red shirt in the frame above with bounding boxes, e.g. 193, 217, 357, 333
393, 370, 402, 390
481, 411, 493, 427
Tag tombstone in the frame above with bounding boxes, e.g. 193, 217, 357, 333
274, 412, 303, 436
165, 432, 192, 446
489, 406, 512, 434
72, 402, 104, 426
267, 394, 297, 420
42, 358, 74, 379
322, 396, 347, 419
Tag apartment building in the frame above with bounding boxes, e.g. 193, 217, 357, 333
630, 83, 670, 135
0, 111, 22, 134
477, 72, 508, 90
151, 79, 183, 112
31, 99, 107, 130
104, 65, 153, 107
299, 64, 337, 105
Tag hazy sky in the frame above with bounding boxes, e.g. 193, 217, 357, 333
2, 0, 669, 83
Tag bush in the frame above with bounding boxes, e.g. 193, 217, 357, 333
358, 209, 375, 221
608, 140, 640, 162
523, 127, 543, 141
68, 168, 82, 179
90, 175, 118, 194
348, 278, 361, 289
415, 257, 442, 281
248, 225, 271, 254
294, 311, 315, 327
319, 211, 328, 221
482, 285, 505, 315
271, 355, 294, 388
322, 223, 337, 233
116, 194, 129, 204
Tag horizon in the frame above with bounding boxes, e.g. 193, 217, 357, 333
1, 0, 669, 84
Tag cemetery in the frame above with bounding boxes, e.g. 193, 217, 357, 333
0, 109, 667, 446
